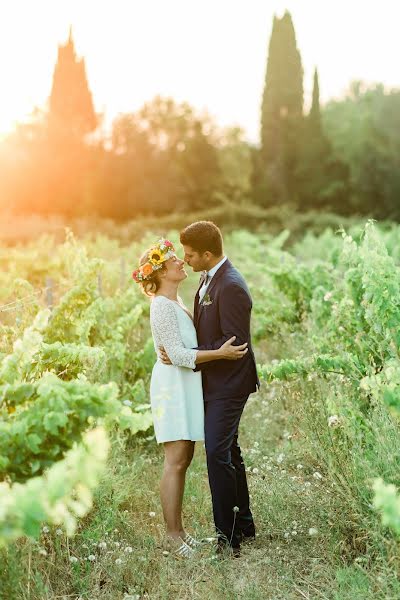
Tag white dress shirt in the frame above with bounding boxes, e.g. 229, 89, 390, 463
198, 256, 227, 303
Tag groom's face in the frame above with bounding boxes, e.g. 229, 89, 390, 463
182, 245, 209, 272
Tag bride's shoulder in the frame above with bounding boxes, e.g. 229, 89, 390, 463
150, 295, 170, 312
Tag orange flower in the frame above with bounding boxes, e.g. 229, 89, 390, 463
141, 263, 153, 277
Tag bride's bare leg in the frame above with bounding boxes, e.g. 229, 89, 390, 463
160, 440, 195, 538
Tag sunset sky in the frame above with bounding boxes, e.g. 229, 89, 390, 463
0, 1, 399, 141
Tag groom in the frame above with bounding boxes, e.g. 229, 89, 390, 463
160, 221, 259, 555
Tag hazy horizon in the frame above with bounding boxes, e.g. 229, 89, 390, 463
1, 0, 399, 142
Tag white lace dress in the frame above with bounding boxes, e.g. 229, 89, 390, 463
149, 295, 204, 443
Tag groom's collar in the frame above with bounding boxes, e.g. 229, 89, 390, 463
206, 256, 227, 279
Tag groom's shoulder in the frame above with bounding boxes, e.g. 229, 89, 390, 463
223, 262, 248, 289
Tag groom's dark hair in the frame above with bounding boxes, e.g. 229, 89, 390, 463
180, 221, 223, 256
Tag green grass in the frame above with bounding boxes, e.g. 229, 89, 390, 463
2, 347, 399, 600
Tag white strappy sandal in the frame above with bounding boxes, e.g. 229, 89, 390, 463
162, 536, 194, 559
182, 532, 201, 549
174, 538, 194, 559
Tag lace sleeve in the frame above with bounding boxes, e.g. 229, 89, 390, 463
151, 298, 198, 369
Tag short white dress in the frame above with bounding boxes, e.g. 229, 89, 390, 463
149, 295, 205, 443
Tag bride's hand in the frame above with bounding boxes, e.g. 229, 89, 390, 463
218, 336, 248, 360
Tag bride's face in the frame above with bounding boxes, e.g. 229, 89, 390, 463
163, 255, 187, 282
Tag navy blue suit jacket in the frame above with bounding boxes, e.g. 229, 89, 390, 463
193, 259, 260, 402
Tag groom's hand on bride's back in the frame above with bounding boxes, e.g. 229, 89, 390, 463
159, 346, 172, 365
219, 336, 248, 361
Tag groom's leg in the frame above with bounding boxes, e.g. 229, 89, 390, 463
204, 395, 247, 548
230, 431, 256, 538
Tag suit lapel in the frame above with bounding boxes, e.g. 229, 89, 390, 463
194, 272, 206, 326
195, 259, 231, 327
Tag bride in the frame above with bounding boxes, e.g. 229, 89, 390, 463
132, 238, 248, 557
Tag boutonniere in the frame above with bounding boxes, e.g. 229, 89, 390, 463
202, 293, 213, 306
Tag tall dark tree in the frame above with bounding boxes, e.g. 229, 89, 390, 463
38, 28, 99, 216
49, 28, 97, 139
258, 11, 304, 205
309, 68, 323, 133
297, 68, 350, 212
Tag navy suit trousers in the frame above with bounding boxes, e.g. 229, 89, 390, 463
204, 395, 255, 548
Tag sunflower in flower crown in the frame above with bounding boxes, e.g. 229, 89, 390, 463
132, 238, 176, 283
148, 248, 164, 266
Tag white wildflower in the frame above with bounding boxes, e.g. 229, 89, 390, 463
296, 464, 303, 470
38, 548, 47, 556
308, 527, 318, 536
162, 550, 170, 556
324, 291, 333, 302
115, 558, 123, 565
122, 400, 132, 407
69, 556, 79, 563
313, 471, 323, 480
328, 415, 340, 428
55, 528, 63, 536
148, 511, 156, 517
88, 554, 96, 561
114, 542, 121, 548
252, 467, 259, 474
98, 541, 107, 550
233, 506, 239, 513
42, 526, 50, 534
276, 453, 284, 464
125, 546, 133, 553
284, 532, 290, 539
292, 530, 297, 536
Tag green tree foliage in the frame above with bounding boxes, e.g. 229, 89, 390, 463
296, 69, 350, 212
323, 83, 400, 218
94, 97, 230, 218
257, 11, 303, 205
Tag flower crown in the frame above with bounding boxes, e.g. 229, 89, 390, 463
132, 239, 176, 283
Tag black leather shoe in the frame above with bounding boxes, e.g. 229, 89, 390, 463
239, 528, 256, 544
241, 533, 256, 544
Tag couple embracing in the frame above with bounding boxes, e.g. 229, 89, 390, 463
132, 221, 260, 558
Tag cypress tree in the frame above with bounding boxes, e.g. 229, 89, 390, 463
297, 68, 350, 211
49, 28, 97, 139
43, 29, 98, 216
309, 68, 322, 133
259, 11, 303, 204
